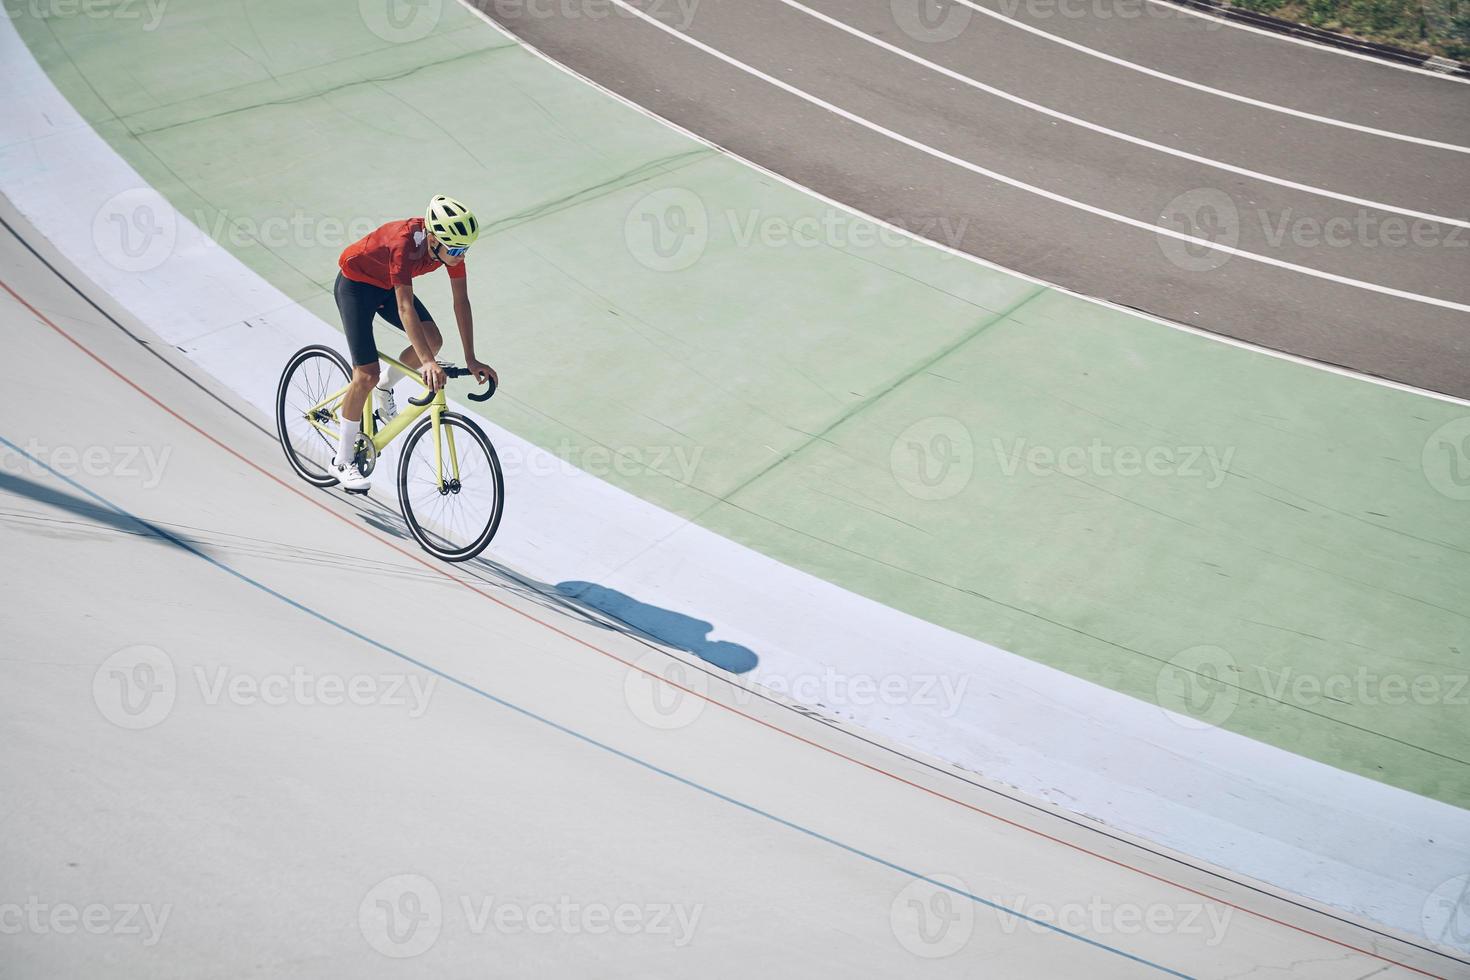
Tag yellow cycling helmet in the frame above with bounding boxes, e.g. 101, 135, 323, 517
425, 194, 479, 249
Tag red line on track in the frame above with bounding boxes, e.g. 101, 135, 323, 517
0, 271, 1448, 979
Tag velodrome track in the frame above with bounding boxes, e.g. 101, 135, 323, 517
3, 0, 1470, 976
478, 0, 1470, 396
0, 193, 1461, 980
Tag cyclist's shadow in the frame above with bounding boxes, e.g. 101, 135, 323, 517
554, 580, 759, 675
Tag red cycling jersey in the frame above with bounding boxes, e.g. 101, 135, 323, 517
338, 216, 467, 290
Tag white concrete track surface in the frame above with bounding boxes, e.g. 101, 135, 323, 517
0, 213, 1462, 977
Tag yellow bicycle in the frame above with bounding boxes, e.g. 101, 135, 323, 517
274, 345, 504, 562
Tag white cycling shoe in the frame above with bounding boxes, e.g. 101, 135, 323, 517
374, 384, 398, 423
332, 455, 371, 494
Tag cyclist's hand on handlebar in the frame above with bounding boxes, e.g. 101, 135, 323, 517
420, 360, 448, 391
466, 358, 497, 388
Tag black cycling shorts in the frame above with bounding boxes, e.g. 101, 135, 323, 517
334, 272, 435, 367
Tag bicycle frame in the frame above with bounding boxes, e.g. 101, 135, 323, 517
301, 352, 461, 488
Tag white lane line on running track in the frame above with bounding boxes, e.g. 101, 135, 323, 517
606, 0, 1470, 313
946, 0, 1470, 153
778, 0, 1468, 227
460, 0, 1470, 407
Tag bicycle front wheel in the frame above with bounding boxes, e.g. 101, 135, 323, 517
397, 411, 505, 562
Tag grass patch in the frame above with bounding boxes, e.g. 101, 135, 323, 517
1229, 0, 1469, 59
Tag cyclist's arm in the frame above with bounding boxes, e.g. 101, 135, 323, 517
394, 283, 436, 363
450, 274, 475, 361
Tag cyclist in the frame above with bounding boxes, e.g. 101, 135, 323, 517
331, 194, 497, 492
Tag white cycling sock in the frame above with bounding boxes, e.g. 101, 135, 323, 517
379, 364, 406, 390
336, 416, 361, 465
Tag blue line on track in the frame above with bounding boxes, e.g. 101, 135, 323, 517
0, 431, 1194, 978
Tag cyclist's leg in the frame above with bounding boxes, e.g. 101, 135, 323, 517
334, 273, 388, 422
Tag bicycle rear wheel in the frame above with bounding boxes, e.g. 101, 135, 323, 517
397, 411, 504, 562
276, 345, 352, 487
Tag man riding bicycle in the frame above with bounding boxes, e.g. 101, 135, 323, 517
331, 194, 496, 492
